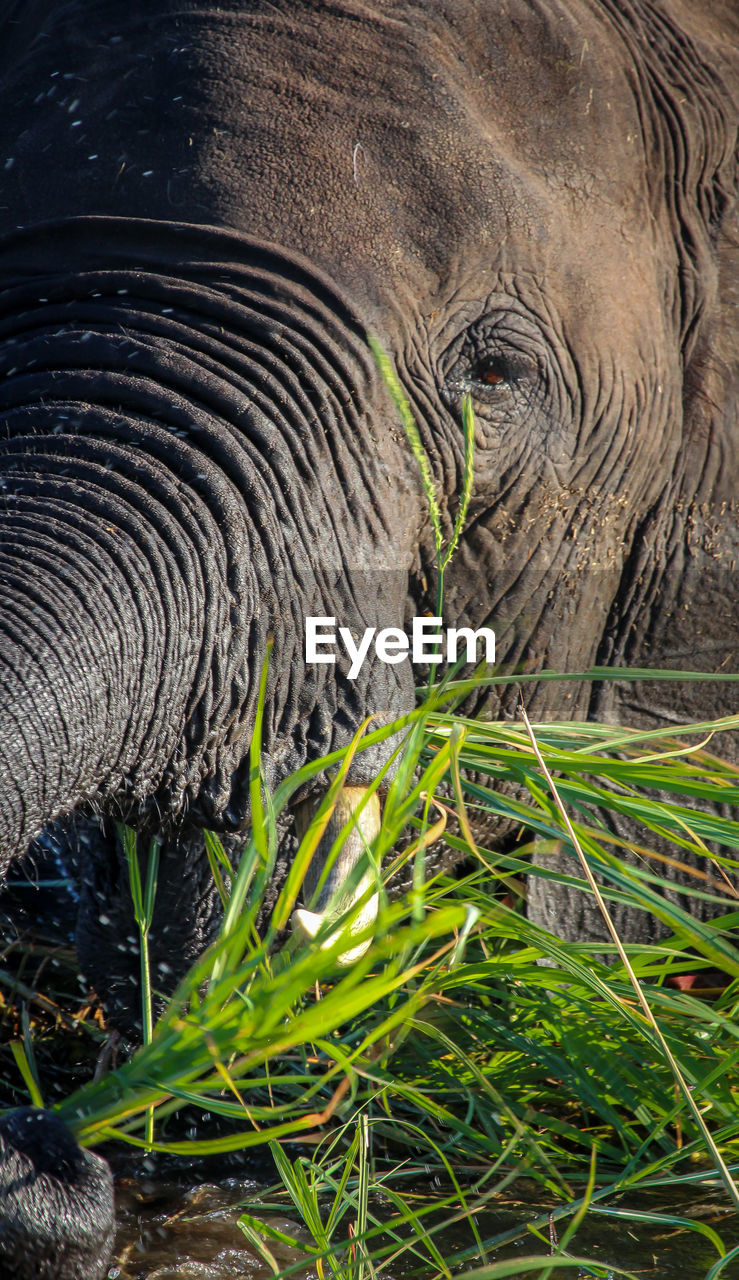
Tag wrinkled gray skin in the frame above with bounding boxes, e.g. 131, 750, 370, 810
0, 1, 736, 1275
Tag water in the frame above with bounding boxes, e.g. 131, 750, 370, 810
109, 1164, 739, 1279
112, 1175, 311, 1278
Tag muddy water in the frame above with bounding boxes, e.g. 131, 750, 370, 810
112, 1176, 311, 1279
110, 1166, 739, 1279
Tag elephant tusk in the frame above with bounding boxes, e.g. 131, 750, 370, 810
291, 785, 381, 966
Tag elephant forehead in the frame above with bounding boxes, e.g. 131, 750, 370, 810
0, 2, 655, 301
182, 2, 655, 290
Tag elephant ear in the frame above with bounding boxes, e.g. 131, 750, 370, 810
609, 0, 737, 364
592, 0, 738, 731
528, 4, 738, 945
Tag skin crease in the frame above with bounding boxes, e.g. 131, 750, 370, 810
0, 2, 736, 1276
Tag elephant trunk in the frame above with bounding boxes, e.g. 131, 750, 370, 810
0, 1108, 114, 1280
0, 218, 418, 867
0, 456, 210, 869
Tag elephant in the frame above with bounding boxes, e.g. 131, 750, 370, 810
0, 0, 736, 1275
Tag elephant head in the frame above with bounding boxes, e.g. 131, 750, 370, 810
0, 1, 736, 1275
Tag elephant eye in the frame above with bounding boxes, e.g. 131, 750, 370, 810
471, 355, 510, 389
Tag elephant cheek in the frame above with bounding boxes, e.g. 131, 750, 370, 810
291, 786, 381, 966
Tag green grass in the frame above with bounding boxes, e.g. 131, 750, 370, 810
4, 684, 731, 1278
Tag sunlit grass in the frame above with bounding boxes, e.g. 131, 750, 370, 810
5, 682, 730, 1278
